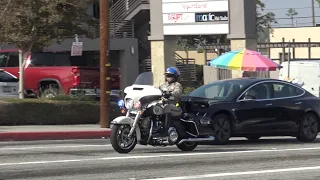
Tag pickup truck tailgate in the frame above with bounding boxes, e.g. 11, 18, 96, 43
76, 67, 120, 89
77, 67, 100, 87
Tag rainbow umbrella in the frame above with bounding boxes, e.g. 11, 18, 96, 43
209, 49, 281, 71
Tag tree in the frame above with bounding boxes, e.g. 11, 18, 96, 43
286, 8, 298, 27
256, 0, 277, 42
177, 0, 277, 49
176, 36, 192, 60
0, 0, 96, 98
256, 0, 277, 33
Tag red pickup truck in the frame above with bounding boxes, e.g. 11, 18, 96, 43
0, 49, 120, 98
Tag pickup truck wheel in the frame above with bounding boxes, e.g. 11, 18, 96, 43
41, 87, 59, 98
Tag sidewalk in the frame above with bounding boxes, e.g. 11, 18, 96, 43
0, 125, 111, 141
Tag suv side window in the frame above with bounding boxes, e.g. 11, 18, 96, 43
0, 52, 19, 67
30, 52, 54, 66
6, 52, 19, 67
53, 53, 71, 66
0, 52, 7, 67
30, 52, 71, 66
272, 82, 304, 98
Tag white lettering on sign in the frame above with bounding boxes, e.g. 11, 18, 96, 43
182, 2, 208, 10
195, 12, 228, 22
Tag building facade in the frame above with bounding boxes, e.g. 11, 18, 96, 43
0, 1, 147, 89
269, 26, 320, 64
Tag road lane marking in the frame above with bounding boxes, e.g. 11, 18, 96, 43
0, 144, 111, 151
1, 146, 320, 166
141, 166, 320, 180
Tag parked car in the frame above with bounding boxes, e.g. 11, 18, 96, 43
0, 69, 19, 98
0, 49, 120, 98
180, 78, 320, 144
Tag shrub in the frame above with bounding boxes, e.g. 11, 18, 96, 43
0, 98, 121, 126
183, 87, 195, 95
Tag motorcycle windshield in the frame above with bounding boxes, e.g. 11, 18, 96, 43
133, 71, 153, 86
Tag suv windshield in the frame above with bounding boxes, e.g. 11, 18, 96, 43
189, 80, 251, 100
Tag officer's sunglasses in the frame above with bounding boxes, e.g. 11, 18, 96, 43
166, 74, 174, 78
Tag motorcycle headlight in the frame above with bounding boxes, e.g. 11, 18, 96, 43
153, 105, 164, 115
134, 101, 141, 109
126, 99, 134, 109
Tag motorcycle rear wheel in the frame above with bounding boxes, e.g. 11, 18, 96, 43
176, 142, 198, 151
110, 124, 137, 154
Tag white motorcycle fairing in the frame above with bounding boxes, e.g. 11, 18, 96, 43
111, 116, 141, 141
124, 85, 162, 103
111, 85, 162, 143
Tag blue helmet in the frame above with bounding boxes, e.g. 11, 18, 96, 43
165, 67, 180, 77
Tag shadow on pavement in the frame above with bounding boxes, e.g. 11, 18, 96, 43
140, 137, 320, 154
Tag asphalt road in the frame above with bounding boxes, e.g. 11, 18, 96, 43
1, 136, 320, 180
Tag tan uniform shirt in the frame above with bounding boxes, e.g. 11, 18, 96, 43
159, 82, 183, 102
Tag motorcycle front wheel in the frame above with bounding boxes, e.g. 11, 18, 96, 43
110, 124, 137, 154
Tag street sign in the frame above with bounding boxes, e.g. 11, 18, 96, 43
71, 42, 83, 56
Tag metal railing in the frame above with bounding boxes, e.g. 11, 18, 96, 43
175, 53, 196, 65
111, 0, 150, 20
142, 59, 196, 81
138, 39, 150, 51
175, 54, 196, 81
137, 35, 196, 81
138, 40, 196, 64
81, 20, 134, 38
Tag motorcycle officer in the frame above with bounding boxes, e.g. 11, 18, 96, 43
159, 67, 185, 141
159, 67, 183, 102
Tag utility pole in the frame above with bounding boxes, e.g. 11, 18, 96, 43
99, 0, 110, 128
312, 0, 316, 26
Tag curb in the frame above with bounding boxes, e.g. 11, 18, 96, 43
0, 130, 111, 141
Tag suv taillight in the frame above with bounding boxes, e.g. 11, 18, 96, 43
71, 68, 80, 86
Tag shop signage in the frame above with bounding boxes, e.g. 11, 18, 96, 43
195, 12, 228, 22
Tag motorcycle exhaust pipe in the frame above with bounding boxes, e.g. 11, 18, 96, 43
177, 136, 215, 145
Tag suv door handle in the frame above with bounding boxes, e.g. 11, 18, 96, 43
295, 102, 302, 105
265, 103, 273, 106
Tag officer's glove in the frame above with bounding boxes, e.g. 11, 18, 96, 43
163, 91, 172, 99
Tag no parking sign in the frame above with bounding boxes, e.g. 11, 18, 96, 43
71, 42, 83, 56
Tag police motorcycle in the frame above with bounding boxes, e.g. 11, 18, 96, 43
110, 72, 215, 154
